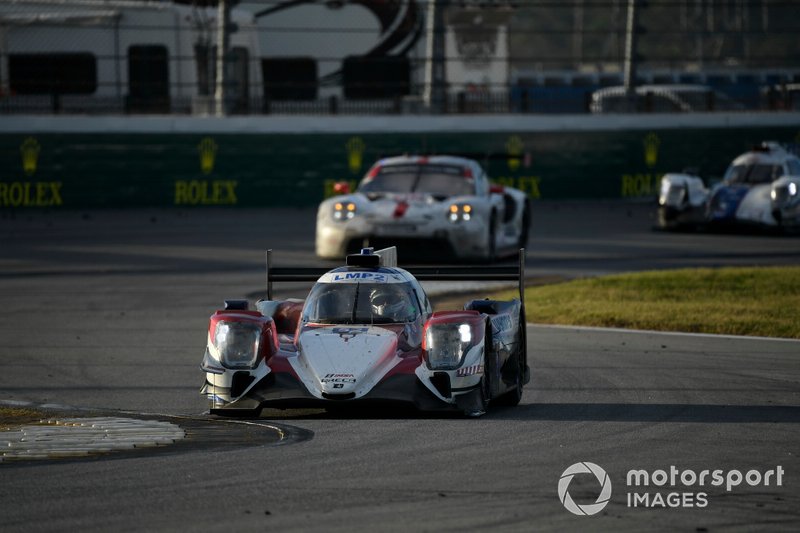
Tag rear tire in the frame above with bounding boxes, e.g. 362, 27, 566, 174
518, 200, 531, 248
494, 364, 523, 407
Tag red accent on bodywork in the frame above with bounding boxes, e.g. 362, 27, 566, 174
266, 353, 301, 380
366, 165, 381, 178
462, 167, 473, 178
382, 351, 424, 379
393, 200, 409, 218
489, 184, 505, 194
333, 182, 350, 194
272, 301, 304, 335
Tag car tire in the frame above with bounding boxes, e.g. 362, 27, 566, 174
495, 358, 524, 407
518, 200, 531, 248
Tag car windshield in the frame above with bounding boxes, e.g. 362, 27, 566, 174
724, 164, 783, 185
358, 164, 475, 197
302, 280, 420, 325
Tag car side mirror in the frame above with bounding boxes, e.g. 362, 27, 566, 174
333, 182, 351, 194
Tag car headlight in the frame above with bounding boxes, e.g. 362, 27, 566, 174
447, 203, 472, 222
424, 323, 473, 370
213, 321, 261, 369
333, 202, 356, 221
791, 183, 798, 196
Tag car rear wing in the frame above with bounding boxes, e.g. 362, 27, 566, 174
265, 248, 527, 315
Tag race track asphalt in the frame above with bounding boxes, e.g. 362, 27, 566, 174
0, 202, 798, 532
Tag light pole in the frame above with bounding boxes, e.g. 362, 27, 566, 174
215, 0, 236, 116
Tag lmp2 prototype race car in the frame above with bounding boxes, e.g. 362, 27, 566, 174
200, 247, 529, 417
658, 142, 800, 231
316, 155, 531, 262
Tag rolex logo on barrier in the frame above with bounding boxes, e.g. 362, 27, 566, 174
506, 135, 524, 172
175, 137, 236, 205
20, 137, 41, 176
198, 137, 218, 175
1, 137, 63, 207
643, 132, 660, 168
346, 136, 365, 174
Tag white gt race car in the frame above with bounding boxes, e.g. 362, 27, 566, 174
316, 155, 531, 261
658, 142, 800, 231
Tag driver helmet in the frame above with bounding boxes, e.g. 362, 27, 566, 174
369, 287, 407, 320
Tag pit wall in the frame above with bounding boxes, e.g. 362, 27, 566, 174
1, 114, 798, 208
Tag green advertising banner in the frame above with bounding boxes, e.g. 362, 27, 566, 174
1, 123, 798, 208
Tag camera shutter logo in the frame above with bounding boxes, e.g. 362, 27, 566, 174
558, 462, 612, 516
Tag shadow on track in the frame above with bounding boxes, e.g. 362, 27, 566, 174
485, 403, 800, 423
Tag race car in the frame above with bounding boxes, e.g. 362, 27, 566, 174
316, 155, 531, 262
200, 246, 529, 417
658, 142, 800, 231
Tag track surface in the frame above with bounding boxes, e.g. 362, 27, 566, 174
1, 203, 799, 531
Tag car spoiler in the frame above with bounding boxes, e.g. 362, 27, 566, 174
264, 248, 527, 320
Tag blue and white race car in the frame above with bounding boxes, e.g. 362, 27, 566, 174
658, 142, 800, 231
316, 155, 531, 262
200, 247, 529, 417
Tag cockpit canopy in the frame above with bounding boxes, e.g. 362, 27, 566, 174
358, 163, 476, 199
723, 163, 785, 185
302, 280, 420, 325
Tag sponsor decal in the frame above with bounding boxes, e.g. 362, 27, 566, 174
620, 133, 662, 197
557, 462, 786, 514
346, 136, 366, 174
331, 327, 369, 342
198, 137, 218, 175
490, 314, 512, 333
456, 364, 484, 377
331, 272, 387, 283
174, 180, 238, 205
321, 373, 357, 384
620, 173, 664, 198
506, 135, 532, 172
1, 137, 64, 207
493, 176, 541, 199
21, 137, 40, 176
643, 132, 660, 168
0, 181, 63, 207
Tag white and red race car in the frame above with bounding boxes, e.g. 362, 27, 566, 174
316, 155, 531, 262
200, 247, 529, 417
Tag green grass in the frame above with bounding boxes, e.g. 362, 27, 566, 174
498, 267, 800, 339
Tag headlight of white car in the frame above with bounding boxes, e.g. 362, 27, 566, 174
333, 201, 356, 221
213, 321, 261, 369
447, 203, 473, 222
425, 323, 473, 370
771, 182, 797, 202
